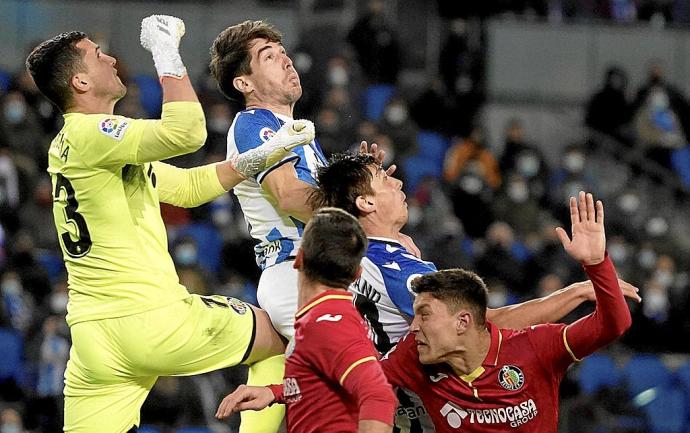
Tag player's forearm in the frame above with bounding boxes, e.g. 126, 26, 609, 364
358, 420, 393, 433
161, 75, 199, 104
137, 101, 207, 162
272, 181, 315, 223
565, 255, 632, 359
487, 283, 592, 330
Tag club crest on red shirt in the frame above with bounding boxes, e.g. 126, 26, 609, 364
498, 365, 524, 391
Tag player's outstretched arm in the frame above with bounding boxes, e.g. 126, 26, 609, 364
487, 278, 640, 330
558, 192, 632, 359
216, 384, 276, 419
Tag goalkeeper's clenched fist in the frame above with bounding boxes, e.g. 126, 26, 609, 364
230, 119, 316, 178
140, 14, 187, 79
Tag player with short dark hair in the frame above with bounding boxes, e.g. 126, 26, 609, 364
311, 153, 640, 432
27, 15, 312, 433
380, 192, 632, 432
216, 208, 398, 433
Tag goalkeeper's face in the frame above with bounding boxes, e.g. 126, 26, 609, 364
76, 38, 127, 101
244, 38, 302, 106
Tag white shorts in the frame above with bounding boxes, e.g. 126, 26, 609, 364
256, 260, 299, 340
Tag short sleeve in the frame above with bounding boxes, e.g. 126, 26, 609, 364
379, 253, 437, 318
227, 109, 300, 181
380, 333, 424, 392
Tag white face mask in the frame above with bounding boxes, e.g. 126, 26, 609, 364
608, 243, 629, 263
653, 270, 674, 289
1, 277, 22, 296
1, 423, 21, 433
328, 66, 348, 86
50, 292, 69, 314
385, 105, 408, 125
208, 117, 230, 134
516, 154, 540, 178
507, 182, 529, 203
637, 249, 657, 270
4, 100, 27, 125
563, 152, 585, 173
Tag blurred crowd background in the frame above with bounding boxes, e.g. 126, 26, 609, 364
1, 0, 690, 432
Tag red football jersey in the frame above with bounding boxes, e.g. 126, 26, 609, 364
281, 289, 396, 433
381, 256, 630, 433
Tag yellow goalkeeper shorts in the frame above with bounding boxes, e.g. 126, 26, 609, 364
64, 294, 256, 433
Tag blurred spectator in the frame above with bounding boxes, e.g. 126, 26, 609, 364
585, 66, 631, 140
475, 221, 527, 295
347, 0, 401, 85
0, 408, 26, 433
439, 18, 482, 98
1, 271, 33, 334
492, 173, 544, 234
378, 96, 418, 157
633, 84, 687, 171
204, 101, 233, 158
443, 126, 501, 237
17, 176, 57, 252
548, 145, 598, 225
637, 0, 673, 23
1, 91, 46, 173
499, 118, 549, 204
0, 149, 20, 234
410, 78, 456, 134
37, 316, 69, 398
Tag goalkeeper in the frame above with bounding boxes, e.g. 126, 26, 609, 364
25, 15, 310, 433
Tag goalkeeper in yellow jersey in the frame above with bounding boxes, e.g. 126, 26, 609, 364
25, 15, 312, 433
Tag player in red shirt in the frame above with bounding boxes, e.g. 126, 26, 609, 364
216, 207, 397, 433
380, 191, 632, 433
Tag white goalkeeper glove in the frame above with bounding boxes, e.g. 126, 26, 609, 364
231, 119, 316, 178
140, 14, 187, 79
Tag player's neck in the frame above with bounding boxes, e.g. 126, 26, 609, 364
245, 100, 294, 118
69, 95, 116, 115
446, 327, 492, 377
360, 217, 402, 240
297, 279, 345, 309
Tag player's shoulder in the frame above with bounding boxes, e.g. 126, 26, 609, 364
233, 108, 282, 129
65, 113, 136, 142
366, 238, 436, 280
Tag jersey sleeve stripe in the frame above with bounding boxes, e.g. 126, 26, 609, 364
339, 356, 378, 385
562, 326, 582, 362
295, 294, 353, 318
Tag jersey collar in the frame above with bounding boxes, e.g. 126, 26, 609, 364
295, 289, 352, 318
483, 321, 503, 367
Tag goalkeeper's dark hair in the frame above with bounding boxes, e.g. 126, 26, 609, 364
301, 207, 367, 289
209, 20, 282, 104
26, 31, 88, 112
411, 269, 488, 327
309, 153, 378, 218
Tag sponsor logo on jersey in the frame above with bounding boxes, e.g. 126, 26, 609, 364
283, 377, 302, 403
442, 399, 538, 428
227, 298, 248, 315
316, 313, 342, 323
498, 365, 525, 391
259, 127, 275, 142
397, 403, 428, 419
429, 372, 448, 383
99, 117, 129, 140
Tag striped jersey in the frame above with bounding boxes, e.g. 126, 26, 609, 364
226, 108, 326, 270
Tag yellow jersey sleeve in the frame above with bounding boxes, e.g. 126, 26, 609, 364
69, 101, 206, 168
152, 161, 226, 208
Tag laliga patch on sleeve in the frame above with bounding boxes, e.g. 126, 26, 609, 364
259, 127, 275, 142
98, 117, 130, 141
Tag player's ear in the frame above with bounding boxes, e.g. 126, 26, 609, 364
233, 76, 253, 95
293, 248, 304, 270
71, 74, 90, 93
455, 310, 471, 335
355, 196, 374, 214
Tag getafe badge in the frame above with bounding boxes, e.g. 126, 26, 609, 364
498, 365, 525, 391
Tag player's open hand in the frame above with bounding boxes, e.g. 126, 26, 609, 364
215, 384, 275, 419
359, 140, 396, 176
556, 191, 606, 266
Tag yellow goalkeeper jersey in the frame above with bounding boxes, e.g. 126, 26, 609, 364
48, 101, 224, 326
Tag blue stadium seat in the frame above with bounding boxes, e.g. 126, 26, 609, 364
0, 68, 11, 93
416, 130, 450, 165
175, 222, 223, 274
676, 360, 690, 414
137, 425, 161, 433
401, 155, 442, 194
577, 353, 622, 396
362, 84, 396, 121
671, 147, 690, 189
173, 427, 213, 433
132, 74, 162, 118
641, 386, 687, 433
622, 354, 672, 398
36, 251, 66, 281
0, 327, 23, 381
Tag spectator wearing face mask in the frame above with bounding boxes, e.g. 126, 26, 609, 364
0, 408, 26, 433
549, 145, 598, 227
1, 91, 47, 173
379, 97, 417, 157
492, 173, 544, 235
499, 118, 550, 205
